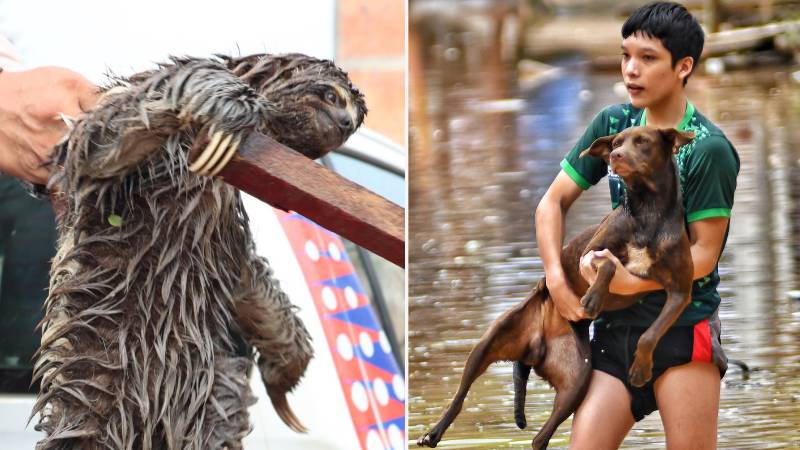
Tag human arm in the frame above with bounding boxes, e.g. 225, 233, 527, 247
580, 217, 729, 295
536, 171, 588, 321
0, 66, 98, 183
539, 107, 617, 321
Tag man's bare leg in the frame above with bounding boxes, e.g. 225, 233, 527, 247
655, 361, 720, 450
570, 370, 635, 450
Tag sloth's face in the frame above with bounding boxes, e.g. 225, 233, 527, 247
260, 78, 366, 160
228, 53, 366, 160
283, 82, 363, 159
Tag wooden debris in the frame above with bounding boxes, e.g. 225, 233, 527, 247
218, 132, 405, 268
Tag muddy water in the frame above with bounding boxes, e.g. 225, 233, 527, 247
408, 43, 800, 449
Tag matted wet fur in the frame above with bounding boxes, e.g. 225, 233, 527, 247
33, 53, 366, 449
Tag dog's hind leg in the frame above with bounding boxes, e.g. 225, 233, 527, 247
530, 327, 592, 450
417, 294, 543, 448
416, 336, 501, 448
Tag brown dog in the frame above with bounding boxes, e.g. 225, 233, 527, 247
417, 126, 695, 449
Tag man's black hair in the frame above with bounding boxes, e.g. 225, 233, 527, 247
622, 2, 704, 85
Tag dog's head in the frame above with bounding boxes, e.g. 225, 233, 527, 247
580, 126, 694, 191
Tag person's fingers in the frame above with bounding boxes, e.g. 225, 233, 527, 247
594, 248, 623, 267
594, 249, 612, 258
15, 147, 51, 184
60, 83, 98, 117
569, 304, 587, 322
580, 251, 593, 269
77, 80, 99, 112
28, 165, 50, 185
43, 69, 98, 117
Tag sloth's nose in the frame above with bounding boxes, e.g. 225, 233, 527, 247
334, 110, 353, 131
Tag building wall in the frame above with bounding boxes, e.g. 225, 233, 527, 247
337, 0, 406, 147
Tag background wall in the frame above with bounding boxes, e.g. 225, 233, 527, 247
337, 0, 406, 146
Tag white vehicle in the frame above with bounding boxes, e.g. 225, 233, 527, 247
0, 128, 406, 450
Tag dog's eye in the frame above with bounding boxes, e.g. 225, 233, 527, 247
325, 90, 338, 104
612, 140, 623, 148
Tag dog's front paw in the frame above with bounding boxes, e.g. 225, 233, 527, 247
628, 359, 653, 387
417, 428, 442, 448
580, 293, 601, 319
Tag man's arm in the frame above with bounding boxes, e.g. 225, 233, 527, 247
536, 170, 588, 321
581, 217, 729, 295
0, 67, 97, 183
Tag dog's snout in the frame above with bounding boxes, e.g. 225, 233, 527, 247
610, 150, 623, 161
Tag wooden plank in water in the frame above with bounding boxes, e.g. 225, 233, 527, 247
704, 20, 800, 56
217, 132, 405, 268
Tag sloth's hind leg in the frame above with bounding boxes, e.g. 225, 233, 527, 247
233, 255, 313, 433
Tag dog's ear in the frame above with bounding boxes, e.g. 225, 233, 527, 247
580, 135, 615, 161
660, 128, 695, 154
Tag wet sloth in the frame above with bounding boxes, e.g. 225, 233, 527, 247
34, 54, 366, 449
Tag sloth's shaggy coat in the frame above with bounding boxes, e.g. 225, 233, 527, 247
33, 54, 365, 450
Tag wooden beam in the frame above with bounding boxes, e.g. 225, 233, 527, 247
217, 132, 405, 268
704, 20, 800, 56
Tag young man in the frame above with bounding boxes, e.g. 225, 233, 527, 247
535, 3, 739, 449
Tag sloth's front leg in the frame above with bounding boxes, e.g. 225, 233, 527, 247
59, 59, 269, 180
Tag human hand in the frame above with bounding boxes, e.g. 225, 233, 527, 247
545, 272, 588, 322
579, 250, 600, 285
580, 249, 624, 284
579, 248, 649, 297
0, 66, 98, 184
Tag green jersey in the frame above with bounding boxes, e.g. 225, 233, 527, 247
560, 101, 739, 327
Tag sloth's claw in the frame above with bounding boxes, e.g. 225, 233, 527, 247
189, 129, 241, 176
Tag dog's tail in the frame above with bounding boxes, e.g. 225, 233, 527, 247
728, 358, 751, 380
513, 361, 532, 429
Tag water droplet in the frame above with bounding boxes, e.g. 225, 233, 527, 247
444, 47, 461, 61
465, 240, 482, 253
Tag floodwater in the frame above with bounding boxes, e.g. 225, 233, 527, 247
408, 27, 800, 450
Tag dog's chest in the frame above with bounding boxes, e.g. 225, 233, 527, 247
623, 243, 652, 277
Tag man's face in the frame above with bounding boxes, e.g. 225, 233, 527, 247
621, 32, 690, 109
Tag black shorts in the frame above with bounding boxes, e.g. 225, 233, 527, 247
590, 316, 727, 421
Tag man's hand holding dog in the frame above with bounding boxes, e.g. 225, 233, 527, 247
545, 272, 588, 322
580, 249, 659, 296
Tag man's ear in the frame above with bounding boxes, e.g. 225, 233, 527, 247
659, 128, 695, 154
676, 56, 694, 84
580, 135, 614, 162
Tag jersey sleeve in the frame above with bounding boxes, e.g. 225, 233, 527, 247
560, 108, 611, 189
683, 135, 739, 223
